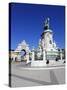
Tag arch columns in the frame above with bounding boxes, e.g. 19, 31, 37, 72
26, 52, 30, 64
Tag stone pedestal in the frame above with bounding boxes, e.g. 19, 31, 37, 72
31, 48, 47, 66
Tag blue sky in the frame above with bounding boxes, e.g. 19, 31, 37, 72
10, 3, 65, 50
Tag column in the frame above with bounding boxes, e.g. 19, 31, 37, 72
60, 49, 63, 60
17, 52, 21, 61
43, 48, 46, 61
17, 55, 21, 61
32, 49, 35, 62
26, 52, 29, 64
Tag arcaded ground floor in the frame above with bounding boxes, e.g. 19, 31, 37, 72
10, 62, 65, 87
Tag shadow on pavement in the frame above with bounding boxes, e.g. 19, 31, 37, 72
11, 70, 59, 86
50, 70, 59, 84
